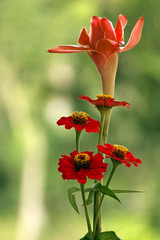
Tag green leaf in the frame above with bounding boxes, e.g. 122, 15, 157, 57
80, 232, 91, 240
95, 231, 121, 240
86, 190, 94, 205
112, 189, 144, 194
67, 187, 80, 214
91, 182, 101, 189
92, 183, 120, 203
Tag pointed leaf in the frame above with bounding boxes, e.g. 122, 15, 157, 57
80, 232, 91, 240
112, 189, 144, 194
92, 183, 120, 202
98, 185, 120, 202
91, 182, 101, 189
86, 190, 95, 205
95, 231, 121, 240
67, 187, 80, 214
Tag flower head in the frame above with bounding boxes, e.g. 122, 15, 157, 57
48, 15, 144, 82
57, 111, 100, 133
97, 143, 142, 167
78, 94, 130, 113
58, 150, 107, 184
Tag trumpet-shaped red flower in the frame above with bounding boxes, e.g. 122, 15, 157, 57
57, 111, 100, 133
97, 143, 142, 167
48, 15, 144, 79
78, 94, 130, 112
58, 150, 107, 184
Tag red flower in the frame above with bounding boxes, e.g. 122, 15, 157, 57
97, 143, 142, 167
48, 15, 144, 79
58, 150, 107, 184
57, 111, 100, 133
78, 94, 130, 112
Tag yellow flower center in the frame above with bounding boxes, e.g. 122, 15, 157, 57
113, 144, 128, 160
96, 94, 113, 99
72, 111, 89, 125
74, 153, 90, 172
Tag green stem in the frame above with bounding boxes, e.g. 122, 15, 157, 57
75, 130, 92, 239
93, 111, 106, 236
93, 165, 117, 239
102, 108, 112, 145
98, 112, 106, 149
75, 130, 81, 152
80, 184, 93, 240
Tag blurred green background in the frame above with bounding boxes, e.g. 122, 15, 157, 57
0, 0, 160, 239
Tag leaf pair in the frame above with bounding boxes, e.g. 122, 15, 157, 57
67, 184, 143, 214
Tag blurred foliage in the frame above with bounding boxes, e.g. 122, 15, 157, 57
0, 0, 160, 239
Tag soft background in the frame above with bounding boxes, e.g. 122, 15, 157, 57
0, 0, 160, 239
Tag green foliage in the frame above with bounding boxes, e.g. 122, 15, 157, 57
67, 187, 80, 214
95, 231, 121, 240
92, 183, 120, 203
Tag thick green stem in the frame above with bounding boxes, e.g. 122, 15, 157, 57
93, 165, 117, 239
102, 108, 112, 145
75, 130, 92, 239
93, 112, 106, 236
80, 184, 93, 240
75, 130, 81, 152
98, 112, 106, 149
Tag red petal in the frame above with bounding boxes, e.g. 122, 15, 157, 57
57, 116, 74, 129
89, 16, 104, 48
70, 150, 79, 158
118, 15, 128, 28
78, 28, 90, 46
85, 118, 100, 133
97, 145, 108, 154
120, 16, 144, 52
88, 51, 106, 77
100, 18, 116, 41
74, 124, 84, 132
96, 38, 118, 59
115, 18, 123, 42
48, 45, 93, 53
115, 15, 127, 42
92, 153, 104, 163
104, 143, 114, 152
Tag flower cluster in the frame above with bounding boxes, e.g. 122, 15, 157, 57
50, 14, 144, 240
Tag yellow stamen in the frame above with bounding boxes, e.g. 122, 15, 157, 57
74, 153, 90, 164
96, 94, 113, 99
72, 111, 89, 125
113, 144, 128, 160
74, 153, 90, 171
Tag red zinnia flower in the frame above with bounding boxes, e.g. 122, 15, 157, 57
57, 111, 100, 133
58, 150, 107, 184
97, 143, 142, 167
48, 15, 144, 80
78, 94, 130, 112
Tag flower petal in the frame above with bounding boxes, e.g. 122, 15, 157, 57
89, 16, 104, 48
115, 15, 128, 42
100, 18, 116, 41
85, 118, 100, 133
96, 38, 118, 59
78, 27, 90, 46
120, 16, 144, 52
118, 14, 128, 28
48, 45, 93, 53
57, 116, 74, 129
